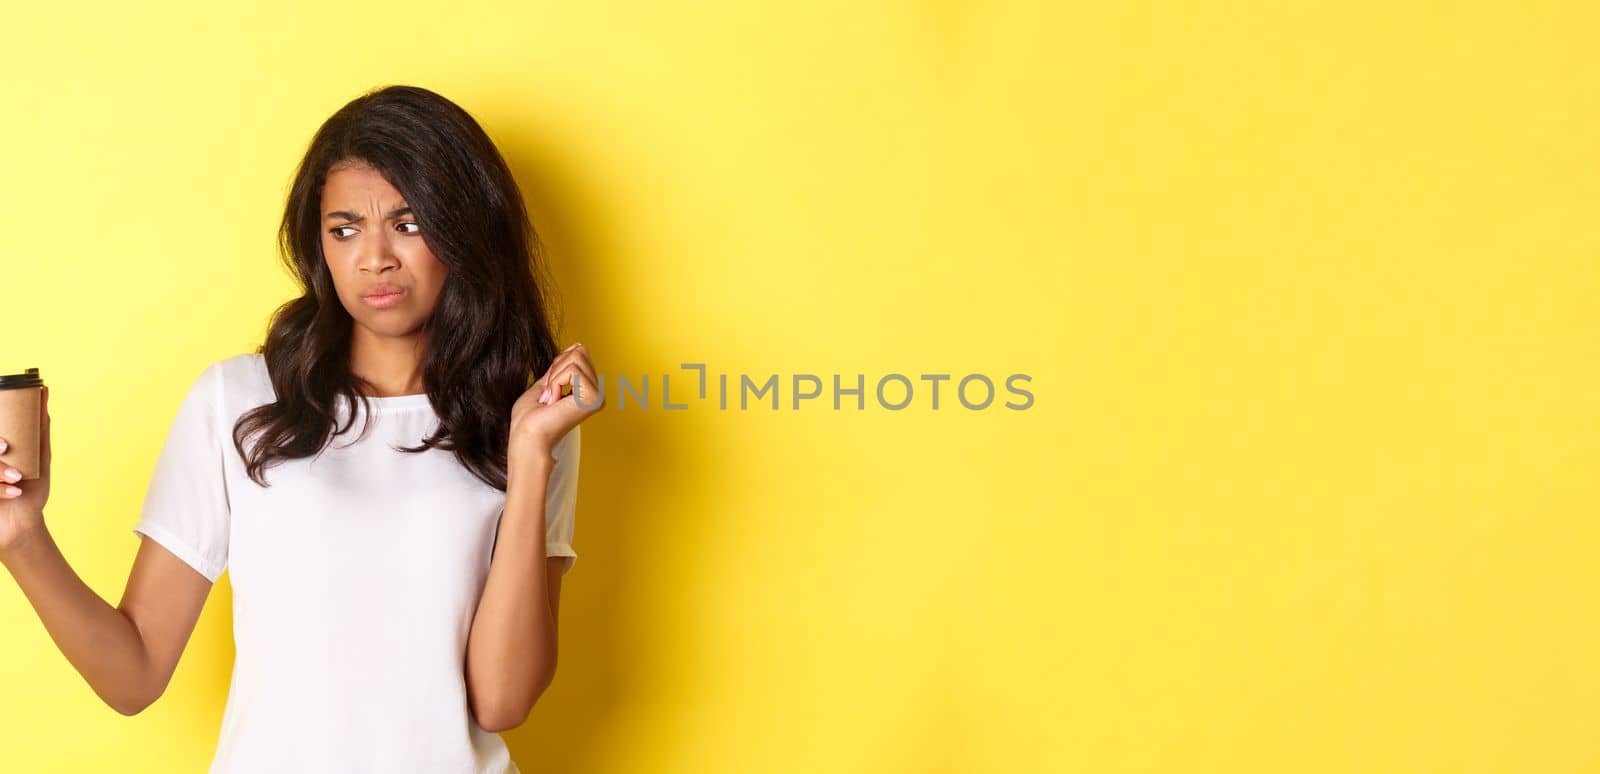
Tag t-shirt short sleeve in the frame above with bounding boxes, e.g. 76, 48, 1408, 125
131, 360, 231, 583
545, 425, 581, 576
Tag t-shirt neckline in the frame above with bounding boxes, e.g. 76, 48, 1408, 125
348, 392, 432, 410
248, 353, 435, 411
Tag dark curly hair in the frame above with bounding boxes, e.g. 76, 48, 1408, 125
232, 84, 562, 491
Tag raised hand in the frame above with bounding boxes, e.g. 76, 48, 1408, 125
509, 343, 603, 464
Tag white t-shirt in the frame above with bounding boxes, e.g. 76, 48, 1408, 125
130, 352, 579, 774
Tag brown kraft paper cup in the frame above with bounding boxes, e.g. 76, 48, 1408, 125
0, 367, 44, 480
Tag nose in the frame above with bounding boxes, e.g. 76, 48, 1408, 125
357, 226, 400, 274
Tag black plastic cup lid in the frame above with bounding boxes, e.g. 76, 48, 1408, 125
0, 368, 44, 390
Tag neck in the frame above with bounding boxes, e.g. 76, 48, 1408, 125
349, 323, 429, 397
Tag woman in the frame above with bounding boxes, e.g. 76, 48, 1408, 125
0, 84, 603, 773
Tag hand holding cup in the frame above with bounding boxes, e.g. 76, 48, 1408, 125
0, 371, 50, 552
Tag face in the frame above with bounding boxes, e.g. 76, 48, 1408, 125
320, 161, 448, 337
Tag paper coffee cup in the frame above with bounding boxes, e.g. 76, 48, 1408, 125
0, 367, 44, 480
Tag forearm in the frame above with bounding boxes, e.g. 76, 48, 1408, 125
0, 524, 155, 715
465, 451, 558, 730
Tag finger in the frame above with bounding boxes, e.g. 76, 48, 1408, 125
543, 346, 591, 403
537, 342, 592, 403
548, 368, 600, 411
537, 360, 563, 404
545, 357, 572, 403
567, 343, 591, 375
538, 352, 575, 403
565, 368, 603, 411
548, 347, 596, 397
544, 363, 588, 404
566, 355, 597, 398
545, 342, 584, 377
543, 363, 579, 404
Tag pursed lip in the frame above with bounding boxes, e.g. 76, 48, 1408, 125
362, 284, 405, 298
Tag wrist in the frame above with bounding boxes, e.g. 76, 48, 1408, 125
508, 441, 556, 477
1, 520, 52, 566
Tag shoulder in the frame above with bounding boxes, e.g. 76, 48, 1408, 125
205, 352, 266, 391
202, 352, 275, 417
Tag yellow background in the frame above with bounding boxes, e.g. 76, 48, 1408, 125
3, 1, 1596, 771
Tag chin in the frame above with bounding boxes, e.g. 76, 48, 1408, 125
353, 314, 417, 334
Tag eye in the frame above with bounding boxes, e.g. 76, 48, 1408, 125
328, 225, 356, 239
397, 221, 421, 234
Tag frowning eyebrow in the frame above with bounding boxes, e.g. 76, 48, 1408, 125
324, 206, 413, 223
